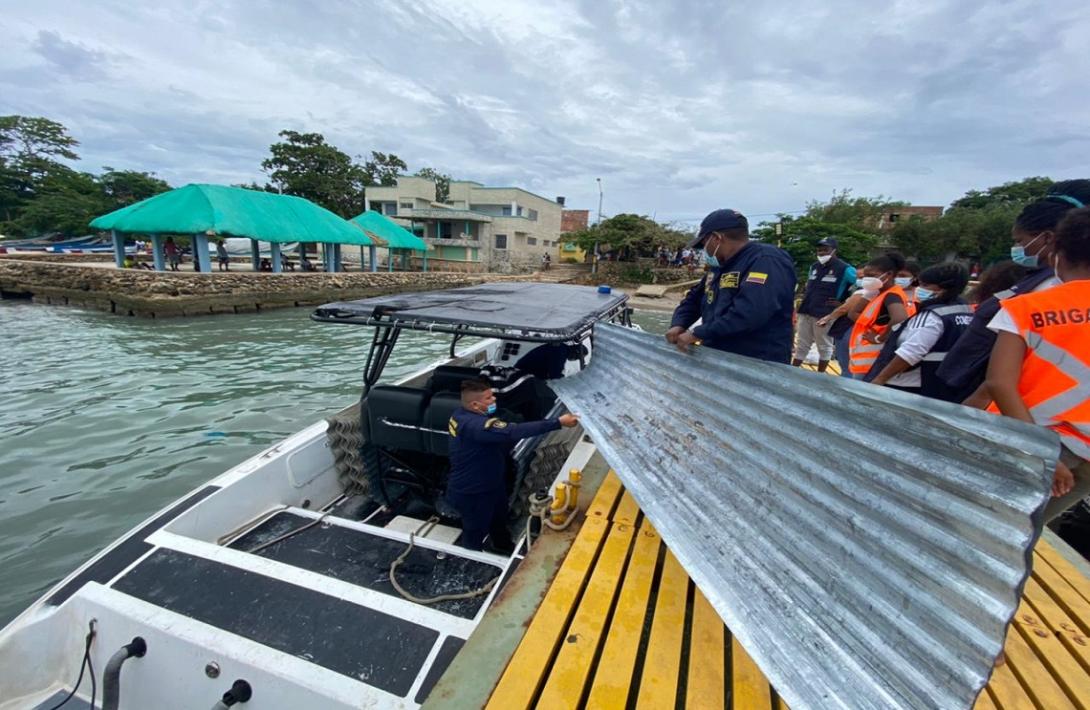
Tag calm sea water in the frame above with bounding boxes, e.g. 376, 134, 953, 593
0, 300, 669, 626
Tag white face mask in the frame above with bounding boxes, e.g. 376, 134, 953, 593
817, 254, 832, 265
861, 276, 884, 292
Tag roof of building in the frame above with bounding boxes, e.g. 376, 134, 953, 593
350, 210, 428, 251
90, 184, 380, 246
405, 208, 493, 222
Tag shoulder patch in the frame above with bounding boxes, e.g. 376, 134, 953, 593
484, 418, 508, 429
448, 417, 458, 437
720, 271, 740, 289
745, 271, 768, 284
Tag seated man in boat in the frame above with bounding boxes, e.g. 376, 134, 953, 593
447, 379, 580, 553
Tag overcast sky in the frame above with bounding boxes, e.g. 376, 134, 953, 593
2, 0, 1088, 225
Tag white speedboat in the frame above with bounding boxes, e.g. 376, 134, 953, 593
0, 282, 631, 709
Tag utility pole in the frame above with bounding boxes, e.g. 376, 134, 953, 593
593, 177, 602, 275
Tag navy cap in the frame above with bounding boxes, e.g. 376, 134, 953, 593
688, 209, 748, 248
817, 238, 838, 249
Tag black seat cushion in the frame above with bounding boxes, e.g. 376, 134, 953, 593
367, 385, 429, 452
423, 393, 462, 456
428, 366, 485, 394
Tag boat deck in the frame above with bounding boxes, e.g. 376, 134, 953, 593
480, 471, 1090, 709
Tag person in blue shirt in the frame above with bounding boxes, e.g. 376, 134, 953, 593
447, 379, 580, 552
793, 238, 856, 372
666, 209, 797, 363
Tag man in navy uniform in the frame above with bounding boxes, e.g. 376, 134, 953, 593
793, 237, 856, 372
666, 208, 797, 363
447, 379, 580, 552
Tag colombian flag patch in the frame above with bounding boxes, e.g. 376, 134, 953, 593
746, 272, 768, 284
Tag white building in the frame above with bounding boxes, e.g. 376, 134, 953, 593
365, 177, 564, 272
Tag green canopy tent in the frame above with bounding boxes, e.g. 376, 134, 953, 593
350, 210, 429, 272
90, 184, 383, 273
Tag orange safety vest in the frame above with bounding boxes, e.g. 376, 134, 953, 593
849, 285, 908, 375
990, 281, 1090, 460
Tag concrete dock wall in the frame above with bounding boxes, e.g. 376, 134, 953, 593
0, 259, 521, 318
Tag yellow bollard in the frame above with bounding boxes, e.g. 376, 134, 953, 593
550, 484, 569, 525
566, 468, 582, 512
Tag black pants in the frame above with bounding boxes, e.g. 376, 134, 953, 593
448, 487, 512, 552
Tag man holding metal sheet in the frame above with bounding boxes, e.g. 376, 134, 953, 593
667, 209, 797, 363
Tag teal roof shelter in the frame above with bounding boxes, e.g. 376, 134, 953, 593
90, 184, 382, 273
350, 210, 430, 272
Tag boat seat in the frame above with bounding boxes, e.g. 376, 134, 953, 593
424, 392, 462, 456
428, 365, 485, 394
367, 385, 429, 452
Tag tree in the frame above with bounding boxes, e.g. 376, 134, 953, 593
567, 214, 690, 259
415, 167, 451, 202
98, 168, 170, 211
805, 189, 906, 234
753, 216, 878, 279
0, 115, 81, 224
364, 151, 407, 188
261, 130, 369, 217
950, 177, 1053, 210
14, 168, 105, 237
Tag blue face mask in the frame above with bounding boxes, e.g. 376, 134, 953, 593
915, 287, 936, 302
1011, 233, 1044, 267
486, 403, 497, 415
704, 236, 720, 269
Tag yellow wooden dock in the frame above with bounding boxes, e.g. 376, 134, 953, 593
486, 471, 1090, 709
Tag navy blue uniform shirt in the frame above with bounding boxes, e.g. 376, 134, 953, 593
670, 242, 797, 363
447, 408, 561, 495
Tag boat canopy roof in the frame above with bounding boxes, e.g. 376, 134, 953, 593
312, 282, 629, 342
90, 184, 384, 246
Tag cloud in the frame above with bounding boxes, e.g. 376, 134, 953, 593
0, 0, 1088, 224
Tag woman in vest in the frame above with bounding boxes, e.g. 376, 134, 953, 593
986, 207, 1090, 521
847, 252, 910, 378
865, 263, 972, 400
941, 179, 1090, 404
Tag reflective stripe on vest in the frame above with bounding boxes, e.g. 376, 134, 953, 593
1024, 331, 1090, 425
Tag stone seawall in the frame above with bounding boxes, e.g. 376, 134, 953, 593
0, 259, 526, 318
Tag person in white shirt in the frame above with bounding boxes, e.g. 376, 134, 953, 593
866, 263, 973, 401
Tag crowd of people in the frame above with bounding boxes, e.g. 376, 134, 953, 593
667, 182, 1090, 521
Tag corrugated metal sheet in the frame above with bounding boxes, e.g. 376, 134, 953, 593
552, 324, 1057, 710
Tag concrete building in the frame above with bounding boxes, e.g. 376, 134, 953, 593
877, 206, 943, 231
364, 177, 565, 272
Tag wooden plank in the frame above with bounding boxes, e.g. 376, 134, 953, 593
1032, 551, 1090, 637
614, 489, 641, 527
636, 549, 688, 710
1035, 541, 1090, 605
973, 688, 999, 710
586, 528, 662, 710
774, 696, 791, 710
685, 588, 725, 710
1011, 600, 1089, 709
486, 516, 610, 709
732, 636, 773, 710
986, 657, 1035, 710
538, 523, 637, 710
587, 470, 624, 521
1015, 588, 1090, 706
1022, 575, 1090, 676
1002, 622, 1076, 710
